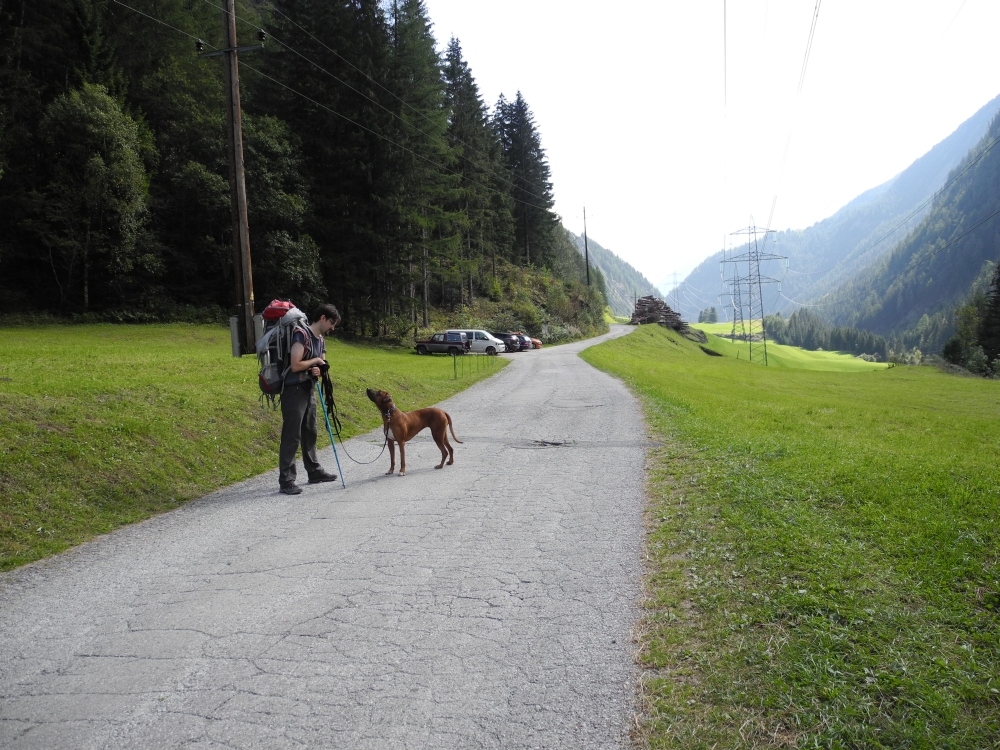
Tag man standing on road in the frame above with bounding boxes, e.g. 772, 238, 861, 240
279, 303, 341, 495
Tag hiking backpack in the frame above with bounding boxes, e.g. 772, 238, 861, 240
256, 299, 309, 408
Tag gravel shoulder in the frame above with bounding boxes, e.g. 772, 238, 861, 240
0, 325, 647, 749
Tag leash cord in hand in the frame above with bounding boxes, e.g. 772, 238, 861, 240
314, 381, 346, 488
320, 372, 388, 465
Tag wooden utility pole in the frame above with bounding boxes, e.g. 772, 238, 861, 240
197, 8, 263, 355
582, 206, 591, 286
222, 0, 254, 355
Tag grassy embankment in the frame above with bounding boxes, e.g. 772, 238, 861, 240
582, 324, 999, 749
0, 324, 505, 571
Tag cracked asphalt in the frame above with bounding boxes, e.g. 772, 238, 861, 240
0, 325, 646, 749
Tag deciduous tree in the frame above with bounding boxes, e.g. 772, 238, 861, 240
27, 83, 152, 311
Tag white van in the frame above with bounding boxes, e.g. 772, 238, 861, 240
446, 329, 506, 355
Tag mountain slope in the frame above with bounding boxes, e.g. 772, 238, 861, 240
821, 110, 1000, 339
678, 93, 1000, 321
566, 231, 661, 316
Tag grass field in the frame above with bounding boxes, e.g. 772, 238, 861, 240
693, 322, 887, 372
582, 324, 1000, 749
692, 321, 748, 336
0, 324, 505, 571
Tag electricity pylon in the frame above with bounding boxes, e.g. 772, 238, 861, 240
722, 224, 785, 365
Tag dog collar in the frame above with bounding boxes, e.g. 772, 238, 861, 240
382, 406, 395, 418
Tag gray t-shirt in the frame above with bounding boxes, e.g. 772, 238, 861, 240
284, 327, 326, 385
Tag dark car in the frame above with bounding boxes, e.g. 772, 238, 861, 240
511, 332, 535, 351
415, 331, 471, 355
490, 332, 522, 353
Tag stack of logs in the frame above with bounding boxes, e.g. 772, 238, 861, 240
630, 295, 686, 330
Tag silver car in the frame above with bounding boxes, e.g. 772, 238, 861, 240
446, 329, 506, 356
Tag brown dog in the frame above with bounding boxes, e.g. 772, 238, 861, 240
366, 388, 462, 475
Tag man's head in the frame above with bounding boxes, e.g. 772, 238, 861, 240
313, 303, 341, 334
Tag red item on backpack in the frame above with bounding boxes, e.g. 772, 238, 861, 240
262, 299, 296, 321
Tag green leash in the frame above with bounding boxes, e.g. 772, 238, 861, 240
316, 381, 346, 488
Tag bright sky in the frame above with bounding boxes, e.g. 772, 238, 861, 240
421, 0, 1000, 294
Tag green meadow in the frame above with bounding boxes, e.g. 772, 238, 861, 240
693, 322, 889, 372
0, 324, 505, 571
582, 325, 1000, 749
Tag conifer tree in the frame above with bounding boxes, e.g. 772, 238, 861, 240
0, 0, 591, 330
261, 0, 396, 334
0, 0, 130, 305
442, 37, 512, 306
493, 91, 557, 268
978, 262, 1000, 367
386, 0, 454, 330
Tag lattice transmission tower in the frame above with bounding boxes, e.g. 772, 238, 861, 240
721, 225, 786, 365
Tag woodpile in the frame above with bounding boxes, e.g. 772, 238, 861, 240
630, 295, 685, 329
629, 296, 706, 343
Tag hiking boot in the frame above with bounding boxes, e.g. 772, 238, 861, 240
280, 483, 303, 495
308, 471, 338, 484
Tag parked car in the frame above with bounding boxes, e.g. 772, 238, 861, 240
530, 337, 543, 349
490, 332, 522, 352
511, 332, 534, 351
445, 329, 506, 356
414, 331, 470, 355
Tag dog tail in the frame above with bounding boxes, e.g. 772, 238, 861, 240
446, 412, 463, 443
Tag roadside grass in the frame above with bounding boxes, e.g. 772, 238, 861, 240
0, 324, 505, 571
693, 323, 887, 373
581, 324, 1000, 749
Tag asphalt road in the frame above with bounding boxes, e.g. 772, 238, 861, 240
0, 325, 647, 749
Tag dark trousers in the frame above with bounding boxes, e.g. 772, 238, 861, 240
278, 381, 322, 487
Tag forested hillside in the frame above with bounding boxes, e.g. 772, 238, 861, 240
822, 108, 1000, 354
565, 231, 660, 316
0, 0, 601, 336
764, 308, 888, 361
678, 94, 1000, 322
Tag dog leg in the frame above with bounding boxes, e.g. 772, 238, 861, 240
387, 440, 396, 475
432, 426, 447, 469
399, 441, 406, 476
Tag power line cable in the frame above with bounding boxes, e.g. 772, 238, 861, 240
111, 0, 556, 214
679, 279, 719, 297
679, 283, 719, 306
762, 0, 822, 247
783, 130, 1000, 280
201, 0, 445, 144
942, 0, 968, 39
111, 0, 204, 42
680, 288, 715, 308
879, 200, 1000, 289
237, 61, 555, 213
762, 2, 1000, 312
681, 288, 725, 317
225, 0, 550, 201
785, 200, 1000, 310
779, 290, 828, 308
797, 1, 822, 95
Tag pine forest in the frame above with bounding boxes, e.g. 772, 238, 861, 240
0, 0, 606, 336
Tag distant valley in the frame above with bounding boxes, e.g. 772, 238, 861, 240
566, 232, 661, 317
678, 93, 1000, 353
